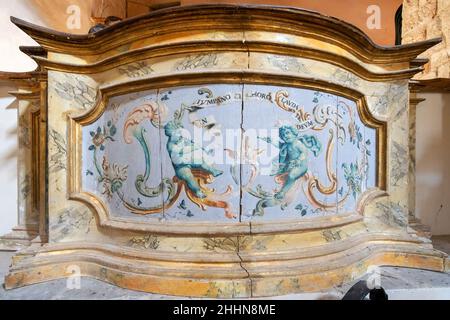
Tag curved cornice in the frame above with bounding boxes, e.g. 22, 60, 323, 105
28, 40, 425, 81
11, 4, 441, 65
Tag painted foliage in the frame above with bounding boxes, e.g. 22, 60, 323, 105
82, 84, 376, 222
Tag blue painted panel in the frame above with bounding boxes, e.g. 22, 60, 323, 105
81, 84, 377, 223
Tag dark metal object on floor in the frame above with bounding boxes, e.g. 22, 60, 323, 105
342, 280, 389, 300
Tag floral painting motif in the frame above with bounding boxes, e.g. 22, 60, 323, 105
118, 61, 154, 78
267, 55, 310, 74
128, 235, 160, 250
82, 85, 377, 222
50, 207, 93, 242
391, 141, 408, 186
87, 121, 128, 200
53, 75, 97, 110
342, 162, 363, 200
203, 237, 251, 252
376, 201, 408, 227
100, 157, 128, 200
335, 98, 374, 212
174, 53, 218, 71
322, 229, 343, 242
84, 90, 238, 219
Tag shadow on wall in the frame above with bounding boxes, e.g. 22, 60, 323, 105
443, 93, 450, 234
416, 93, 450, 235
1, 124, 17, 174
0, 86, 18, 179
0, 85, 18, 235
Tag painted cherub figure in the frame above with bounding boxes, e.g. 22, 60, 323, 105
164, 121, 223, 199
274, 125, 321, 200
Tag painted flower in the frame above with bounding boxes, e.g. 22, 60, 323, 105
89, 122, 117, 151
342, 162, 362, 200
92, 129, 106, 147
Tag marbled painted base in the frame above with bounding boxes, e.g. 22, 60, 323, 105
5, 235, 447, 298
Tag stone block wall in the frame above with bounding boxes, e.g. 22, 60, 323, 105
402, 0, 450, 79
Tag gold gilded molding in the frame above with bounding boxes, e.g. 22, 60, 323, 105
67, 71, 387, 235
2, 232, 428, 266
11, 5, 441, 66
38, 80, 48, 242
31, 41, 423, 82
30, 105, 40, 217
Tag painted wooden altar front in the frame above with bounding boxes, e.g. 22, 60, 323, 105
3, 5, 449, 297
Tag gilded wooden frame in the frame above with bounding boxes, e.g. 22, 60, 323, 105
12, 4, 440, 65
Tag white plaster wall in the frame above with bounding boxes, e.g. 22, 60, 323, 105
0, 1, 45, 235
0, 1, 43, 72
0, 87, 18, 235
416, 93, 450, 235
